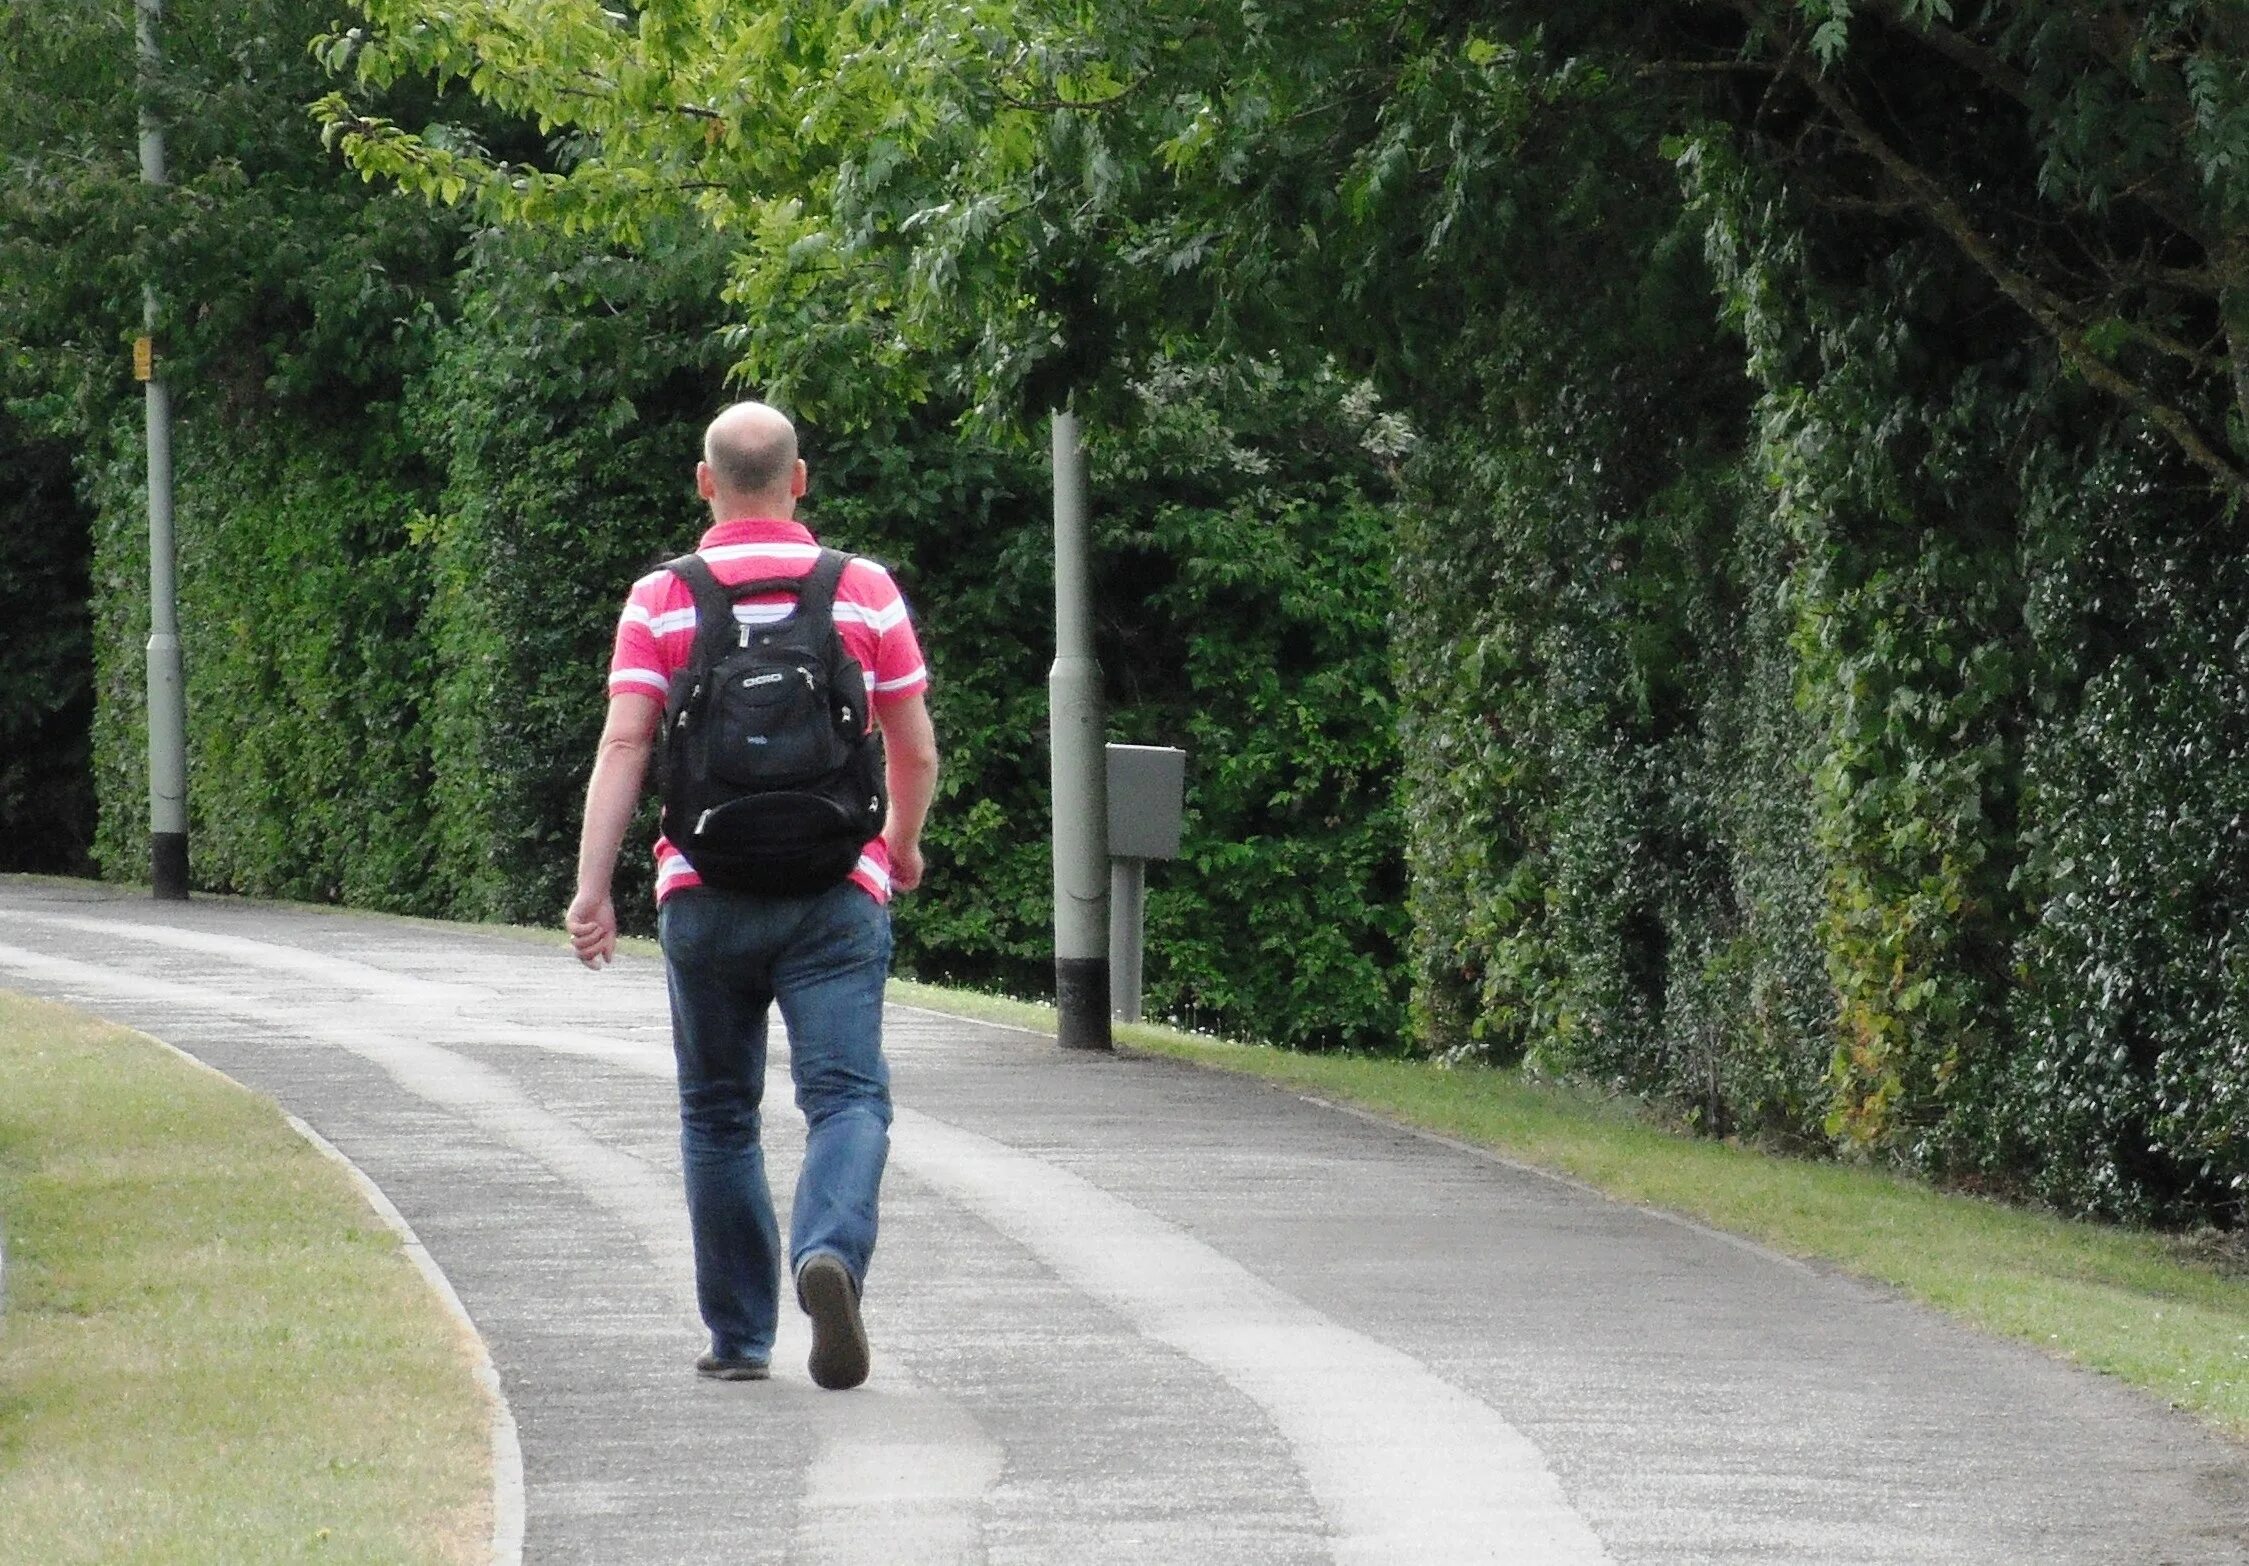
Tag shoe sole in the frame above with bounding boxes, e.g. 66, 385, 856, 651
696, 1355, 771, 1382
799, 1255, 869, 1391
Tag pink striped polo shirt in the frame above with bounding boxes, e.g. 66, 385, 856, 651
607, 516, 930, 904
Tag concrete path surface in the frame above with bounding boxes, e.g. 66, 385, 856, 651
1, 876, 2243, 1565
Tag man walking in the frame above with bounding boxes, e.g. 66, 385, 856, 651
565, 401, 939, 1389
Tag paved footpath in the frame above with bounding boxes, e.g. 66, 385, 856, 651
2, 877, 2245, 1565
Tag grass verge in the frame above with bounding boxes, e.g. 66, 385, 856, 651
0, 990, 490, 1566
887, 980, 2249, 1445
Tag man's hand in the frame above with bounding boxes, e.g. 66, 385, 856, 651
887, 834, 925, 894
568, 692, 658, 972
875, 693, 938, 897
566, 888, 618, 969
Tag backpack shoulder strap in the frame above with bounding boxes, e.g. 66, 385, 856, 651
667, 548, 854, 661
799, 549, 851, 623
663, 553, 736, 672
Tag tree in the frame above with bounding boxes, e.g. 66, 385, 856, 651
1, 0, 468, 891
314, 3, 2249, 493
46, 0, 2249, 1210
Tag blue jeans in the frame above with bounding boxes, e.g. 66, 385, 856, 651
659, 881, 894, 1363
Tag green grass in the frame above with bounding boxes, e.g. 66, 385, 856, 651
888, 980, 2249, 1445
0, 991, 490, 1566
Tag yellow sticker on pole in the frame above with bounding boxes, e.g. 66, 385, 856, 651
133, 336, 154, 382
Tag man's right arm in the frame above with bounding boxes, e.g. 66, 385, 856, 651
876, 693, 939, 893
566, 691, 661, 968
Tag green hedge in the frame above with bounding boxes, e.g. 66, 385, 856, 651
71, 215, 1405, 1048
407, 238, 1407, 1046
1388, 17, 2249, 1225
86, 405, 443, 908
837, 359, 1409, 1047
411, 231, 734, 928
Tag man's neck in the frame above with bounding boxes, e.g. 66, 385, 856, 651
709, 490, 795, 523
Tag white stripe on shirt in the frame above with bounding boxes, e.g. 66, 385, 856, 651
636, 599, 902, 635
698, 542, 824, 565
630, 605, 697, 636
840, 598, 909, 632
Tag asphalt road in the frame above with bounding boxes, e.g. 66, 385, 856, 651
1, 877, 2243, 1565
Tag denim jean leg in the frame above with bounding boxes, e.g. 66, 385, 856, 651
775, 884, 894, 1288
661, 892, 783, 1361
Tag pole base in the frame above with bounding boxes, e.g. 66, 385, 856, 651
151, 832, 189, 901
1055, 958, 1112, 1050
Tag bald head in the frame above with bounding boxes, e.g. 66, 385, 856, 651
699, 401, 805, 517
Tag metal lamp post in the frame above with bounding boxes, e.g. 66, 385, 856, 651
137, 0, 189, 899
1049, 409, 1110, 1049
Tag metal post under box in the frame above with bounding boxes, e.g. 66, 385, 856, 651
1105, 745, 1187, 1022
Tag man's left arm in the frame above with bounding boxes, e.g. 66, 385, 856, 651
566, 691, 661, 967
876, 692, 939, 893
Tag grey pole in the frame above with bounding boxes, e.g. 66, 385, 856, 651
137, 0, 188, 899
1049, 409, 1110, 1049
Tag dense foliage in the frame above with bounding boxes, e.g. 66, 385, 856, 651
0, 415, 96, 873
8, 0, 2247, 1218
1387, 2, 2249, 1222
1, 0, 1405, 1049
309, 0, 2249, 1222
405, 236, 1406, 1043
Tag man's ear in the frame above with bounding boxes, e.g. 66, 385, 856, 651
791, 459, 809, 499
696, 461, 717, 501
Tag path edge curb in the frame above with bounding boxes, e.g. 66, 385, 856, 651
282, 1110, 528, 1566
135, 1025, 527, 1566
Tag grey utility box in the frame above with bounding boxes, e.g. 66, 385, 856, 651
1104, 744, 1187, 1024
1105, 744, 1187, 862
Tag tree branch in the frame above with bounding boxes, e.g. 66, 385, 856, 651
994, 72, 1150, 114
1769, 40, 2249, 497
1634, 58, 1779, 79
1850, 0, 2211, 245
544, 74, 723, 122
1863, 2, 2032, 106
2221, 232, 2249, 454
1804, 190, 1916, 217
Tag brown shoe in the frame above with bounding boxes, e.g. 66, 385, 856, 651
796, 1253, 869, 1390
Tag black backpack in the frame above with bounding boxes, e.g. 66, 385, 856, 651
657, 549, 886, 895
